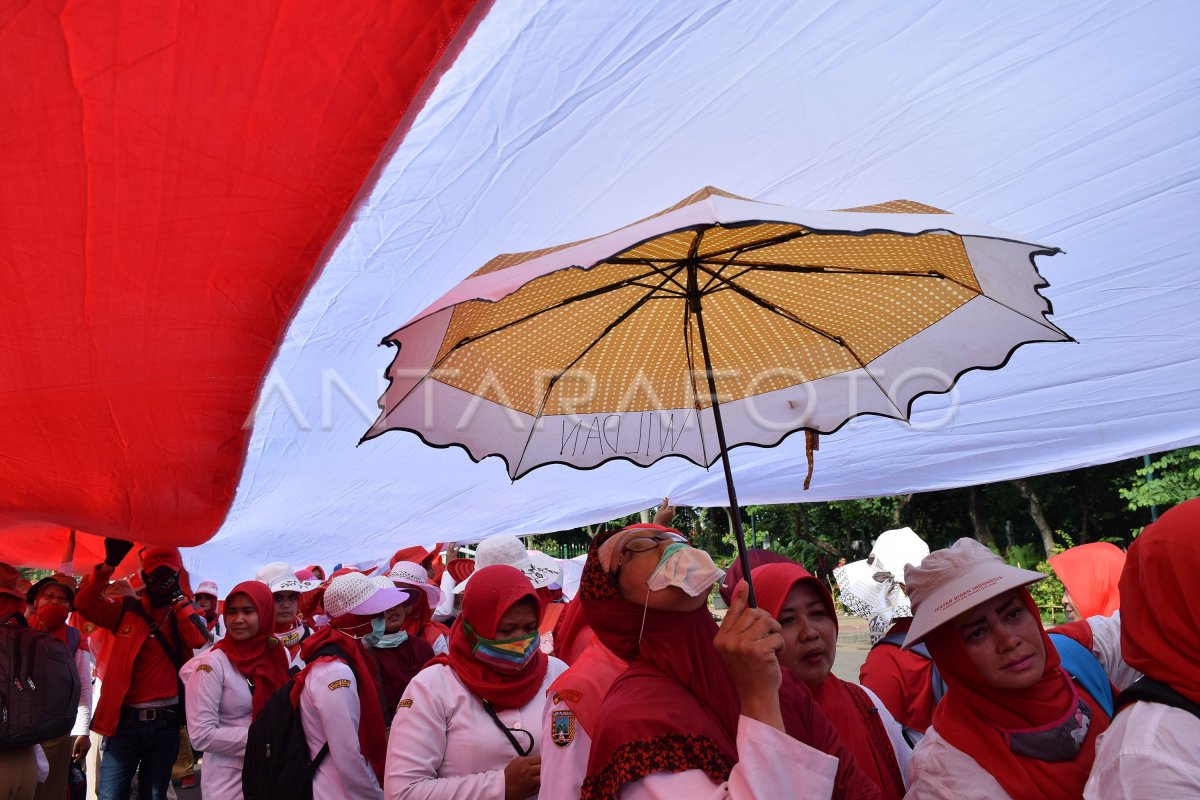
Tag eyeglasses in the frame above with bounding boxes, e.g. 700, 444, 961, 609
622, 531, 688, 553
617, 532, 689, 571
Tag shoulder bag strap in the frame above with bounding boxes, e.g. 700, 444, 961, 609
480, 698, 534, 756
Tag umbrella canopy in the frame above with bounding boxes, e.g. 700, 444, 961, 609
365, 188, 1069, 482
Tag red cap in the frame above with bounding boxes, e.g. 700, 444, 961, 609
141, 547, 183, 573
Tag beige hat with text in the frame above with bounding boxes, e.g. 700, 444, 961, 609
903, 537, 1046, 648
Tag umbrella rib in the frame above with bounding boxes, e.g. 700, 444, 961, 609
699, 261, 958, 279
511, 267, 686, 478
431, 263, 682, 363
693, 228, 812, 261
693, 262, 907, 417
376, 264, 684, 423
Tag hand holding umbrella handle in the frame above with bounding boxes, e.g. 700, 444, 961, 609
714, 582, 785, 732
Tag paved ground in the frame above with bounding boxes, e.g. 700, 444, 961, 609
831, 613, 872, 682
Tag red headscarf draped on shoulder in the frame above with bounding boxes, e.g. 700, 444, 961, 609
1120, 498, 1200, 704
426, 564, 548, 710
213, 581, 290, 718
1048, 542, 1125, 618
753, 562, 906, 800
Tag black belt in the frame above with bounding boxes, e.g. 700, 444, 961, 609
120, 704, 182, 724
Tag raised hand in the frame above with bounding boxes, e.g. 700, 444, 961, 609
714, 581, 786, 732
103, 538, 135, 568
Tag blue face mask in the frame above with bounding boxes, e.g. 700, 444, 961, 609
364, 617, 410, 649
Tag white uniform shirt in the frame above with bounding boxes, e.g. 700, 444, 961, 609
1083, 701, 1200, 798
1083, 612, 1140, 690
301, 659, 384, 800
71, 645, 93, 737
540, 680, 907, 799
621, 716, 837, 799
181, 649, 253, 800
539, 693, 593, 800
384, 658, 568, 800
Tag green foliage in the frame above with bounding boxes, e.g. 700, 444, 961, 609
1003, 543, 1041, 569
1029, 559, 1067, 625
1119, 447, 1200, 517
1004, 540, 1067, 625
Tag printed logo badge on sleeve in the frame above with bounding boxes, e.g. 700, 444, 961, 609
196, 664, 213, 673
327, 678, 351, 691
397, 699, 413, 709
550, 709, 576, 747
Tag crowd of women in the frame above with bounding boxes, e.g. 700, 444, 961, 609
1, 496, 1196, 799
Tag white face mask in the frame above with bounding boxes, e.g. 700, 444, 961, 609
646, 543, 725, 597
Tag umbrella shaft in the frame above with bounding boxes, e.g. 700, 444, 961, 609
691, 266, 757, 609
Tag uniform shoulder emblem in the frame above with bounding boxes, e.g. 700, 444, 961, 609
397, 698, 413, 709
195, 663, 214, 673
550, 709, 576, 748
327, 678, 352, 690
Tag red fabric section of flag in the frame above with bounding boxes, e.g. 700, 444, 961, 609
0, 0, 483, 547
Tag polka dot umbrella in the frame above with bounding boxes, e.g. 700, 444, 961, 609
362, 187, 1070, 604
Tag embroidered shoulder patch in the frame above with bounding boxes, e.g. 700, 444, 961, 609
327, 678, 352, 691
551, 709, 576, 748
397, 699, 413, 709
554, 689, 582, 705
195, 664, 213, 673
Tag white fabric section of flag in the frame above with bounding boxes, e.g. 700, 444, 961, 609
186, 0, 1200, 589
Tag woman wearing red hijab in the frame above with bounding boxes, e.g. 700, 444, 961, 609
384, 565, 568, 800
1084, 498, 1200, 798
903, 538, 1113, 799
182, 581, 290, 800
749, 562, 910, 799
575, 526, 866, 800
1048, 542, 1126, 621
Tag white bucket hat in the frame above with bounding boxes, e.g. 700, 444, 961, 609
255, 562, 320, 594
324, 572, 410, 618
386, 561, 443, 606
453, 535, 561, 594
194, 580, 219, 598
903, 537, 1046, 648
834, 527, 931, 643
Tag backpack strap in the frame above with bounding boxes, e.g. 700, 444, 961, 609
1115, 677, 1200, 721
873, 630, 908, 649
873, 627, 947, 704
1049, 632, 1115, 718
65, 626, 81, 657
129, 602, 186, 669
128, 602, 189, 715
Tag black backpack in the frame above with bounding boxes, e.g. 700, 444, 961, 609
242, 643, 354, 800
1115, 677, 1200, 720
0, 613, 82, 750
